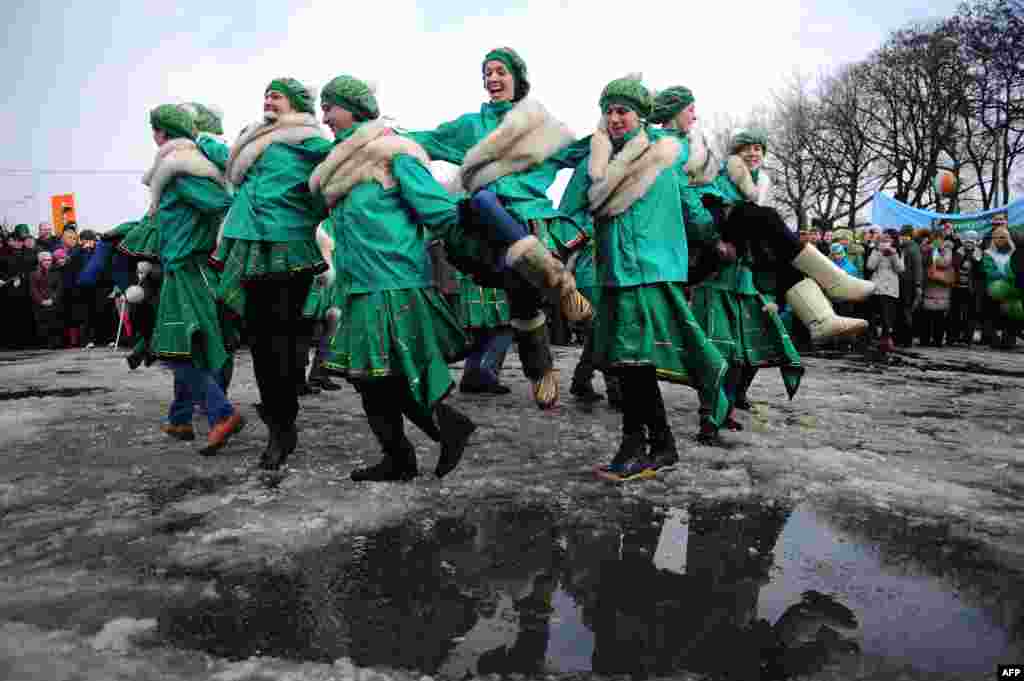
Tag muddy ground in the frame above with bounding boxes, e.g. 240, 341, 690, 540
1, 343, 1022, 681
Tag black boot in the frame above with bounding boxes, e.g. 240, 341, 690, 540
434, 403, 476, 479
352, 385, 417, 482
597, 431, 648, 478
513, 316, 558, 409
646, 386, 678, 469
570, 378, 605, 404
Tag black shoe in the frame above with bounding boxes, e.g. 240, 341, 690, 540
260, 424, 297, 471
126, 350, 146, 370
570, 381, 605, 404
598, 430, 648, 476
647, 430, 679, 469
297, 382, 321, 396
459, 380, 512, 395
311, 376, 343, 392
435, 404, 476, 479
695, 419, 722, 446
351, 454, 417, 482
733, 396, 753, 411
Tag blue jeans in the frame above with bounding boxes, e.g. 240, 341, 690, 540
167, 361, 233, 428
463, 329, 513, 384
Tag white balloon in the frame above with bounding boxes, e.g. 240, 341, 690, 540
125, 285, 146, 303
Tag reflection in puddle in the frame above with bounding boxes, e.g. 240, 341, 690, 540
159, 499, 1023, 678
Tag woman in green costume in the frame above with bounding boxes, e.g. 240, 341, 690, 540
210, 77, 334, 471
558, 75, 732, 479
408, 47, 592, 410
652, 92, 803, 439
310, 74, 476, 482
146, 104, 244, 454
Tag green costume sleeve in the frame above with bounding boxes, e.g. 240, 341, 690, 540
196, 136, 230, 171
407, 116, 475, 165
556, 160, 594, 225
174, 176, 233, 215
681, 184, 717, 244
392, 154, 459, 239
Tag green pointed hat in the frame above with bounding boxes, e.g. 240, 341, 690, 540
650, 86, 695, 125
186, 102, 224, 135
599, 74, 653, 119
150, 104, 197, 140
321, 75, 380, 121
731, 129, 769, 155
483, 47, 530, 101
265, 77, 316, 114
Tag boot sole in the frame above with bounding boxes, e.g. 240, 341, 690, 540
594, 466, 658, 483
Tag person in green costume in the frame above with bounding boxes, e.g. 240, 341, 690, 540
311, 74, 476, 482
301, 217, 343, 392
557, 75, 732, 479
652, 96, 803, 440
146, 103, 244, 454
408, 46, 593, 410
210, 77, 334, 471
694, 129, 874, 344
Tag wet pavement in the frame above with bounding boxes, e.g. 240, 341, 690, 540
1, 343, 1023, 680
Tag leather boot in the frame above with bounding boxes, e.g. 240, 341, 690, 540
506, 235, 592, 323
512, 313, 559, 409
434, 403, 476, 479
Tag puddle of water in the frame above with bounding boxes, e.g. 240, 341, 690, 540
0, 386, 112, 401
156, 499, 1024, 679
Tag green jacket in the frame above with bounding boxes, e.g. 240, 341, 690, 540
196, 134, 230, 172
329, 126, 460, 294
221, 137, 332, 243
981, 250, 1014, 283
408, 101, 588, 225
157, 176, 232, 272
558, 126, 698, 288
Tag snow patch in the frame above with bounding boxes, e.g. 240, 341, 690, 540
90, 617, 157, 652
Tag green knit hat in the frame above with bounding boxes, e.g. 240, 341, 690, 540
650, 86, 695, 125
150, 104, 197, 140
321, 75, 380, 121
266, 77, 316, 114
13, 224, 31, 239
731, 129, 768, 155
186, 102, 224, 135
482, 47, 530, 101
599, 75, 653, 119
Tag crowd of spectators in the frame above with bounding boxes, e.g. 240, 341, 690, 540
0, 222, 120, 350
796, 212, 1021, 352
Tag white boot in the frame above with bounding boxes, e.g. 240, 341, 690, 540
786, 278, 869, 342
506, 235, 593, 323
791, 244, 875, 302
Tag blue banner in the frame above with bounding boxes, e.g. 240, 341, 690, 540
870, 192, 1024, 235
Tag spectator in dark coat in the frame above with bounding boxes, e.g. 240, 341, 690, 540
948, 230, 982, 345
30, 251, 64, 348
895, 225, 924, 347
2, 224, 39, 348
35, 222, 62, 253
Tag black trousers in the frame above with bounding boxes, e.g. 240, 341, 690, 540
877, 295, 901, 337
713, 203, 804, 297
245, 273, 314, 429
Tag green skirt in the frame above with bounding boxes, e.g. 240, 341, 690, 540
117, 217, 160, 262
102, 220, 140, 243
302, 277, 338, 320
324, 287, 470, 409
454, 274, 511, 330
211, 237, 327, 318
151, 258, 230, 372
690, 286, 803, 399
593, 281, 729, 426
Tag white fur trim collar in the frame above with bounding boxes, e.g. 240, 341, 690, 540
226, 113, 327, 188
309, 120, 431, 209
459, 98, 575, 193
142, 138, 225, 216
587, 126, 680, 218
726, 154, 772, 206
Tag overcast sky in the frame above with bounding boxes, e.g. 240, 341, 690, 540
2, 0, 963, 231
